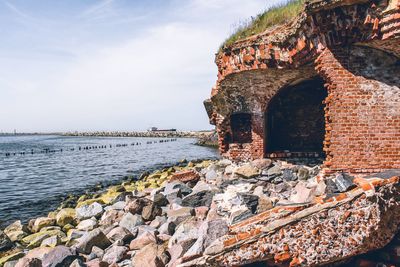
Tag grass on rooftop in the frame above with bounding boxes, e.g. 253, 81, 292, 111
221, 0, 306, 49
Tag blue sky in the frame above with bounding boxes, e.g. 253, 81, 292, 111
0, 0, 282, 132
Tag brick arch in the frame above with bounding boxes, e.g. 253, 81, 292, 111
264, 76, 327, 157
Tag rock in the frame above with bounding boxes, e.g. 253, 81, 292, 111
31, 217, 56, 233
238, 193, 259, 213
15, 258, 42, 267
164, 182, 192, 196
41, 246, 82, 267
290, 181, 316, 203
106, 201, 125, 211
282, 169, 297, 181
4, 221, 27, 242
86, 259, 109, 267
0, 230, 13, 251
234, 164, 260, 178
142, 203, 162, 221
167, 207, 194, 226
106, 227, 134, 244
168, 218, 201, 249
118, 213, 144, 234
77, 219, 97, 231
0, 252, 25, 267
102, 246, 128, 264
265, 165, 282, 177
205, 169, 218, 182
40, 235, 61, 248
56, 208, 76, 227
181, 191, 216, 207
74, 229, 112, 254
90, 246, 105, 259
129, 230, 157, 250
21, 230, 66, 249
158, 222, 176, 236
151, 193, 168, 207
99, 210, 124, 226
23, 247, 53, 260
195, 206, 209, 220
69, 258, 86, 267
149, 216, 167, 229
297, 167, 310, 180
131, 243, 164, 267
124, 198, 151, 215
251, 158, 272, 170
335, 173, 356, 192
4, 260, 18, 267
76, 203, 103, 220
169, 170, 200, 183
229, 205, 253, 225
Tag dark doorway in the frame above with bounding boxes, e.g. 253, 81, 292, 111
231, 113, 252, 144
265, 77, 327, 154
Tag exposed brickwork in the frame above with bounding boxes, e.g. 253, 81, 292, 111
316, 46, 400, 172
205, 0, 400, 173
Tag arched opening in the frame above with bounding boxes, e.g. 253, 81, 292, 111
231, 113, 252, 144
265, 77, 327, 156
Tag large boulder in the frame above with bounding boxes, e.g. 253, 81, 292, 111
55, 208, 76, 227
41, 246, 82, 267
74, 229, 112, 254
131, 243, 166, 267
0, 230, 13, 251
4, 221, 28, 242
76, 202, 103, 220
118, 213, 144, 234
102, 246, 128, 264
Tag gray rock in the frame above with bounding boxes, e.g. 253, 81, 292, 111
266, 165, 282, 177
158, 221, 176, 236
106, 226, 134, 244
229, 206, 252, 225
282, 169, 297, 181
142, 203, 162, 221
119, 213, 144, 234
76, 203, 103, 220
238, 193, 259, 213
15, 258, 42, 267
152, 193, 168, 207
167, 207, 194, 226
76, 219, 97, 231
74, 229, 112, 254
297, 167, 310, 180
164, 182, 192, 196
335, 173, 356, 192
181, 191, 216, 207
102, 246, 128, 264
41, 246, 82, 267
205, 169, 218, 182
0, 230, 13, 251
4, 260, 18, 267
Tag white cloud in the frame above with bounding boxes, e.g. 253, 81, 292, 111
0, 0, 277, 132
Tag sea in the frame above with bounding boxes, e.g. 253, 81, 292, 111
0, 135, 218, 226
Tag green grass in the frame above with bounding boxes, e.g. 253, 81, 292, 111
221, 0, 306, 49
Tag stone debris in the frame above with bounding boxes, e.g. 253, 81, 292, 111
1, 159, 400, 267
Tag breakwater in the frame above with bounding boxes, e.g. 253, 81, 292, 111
63, 130, 214, 138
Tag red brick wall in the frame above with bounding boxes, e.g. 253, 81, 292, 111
316, 46, 400, 173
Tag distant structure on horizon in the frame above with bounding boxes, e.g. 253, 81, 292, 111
148, 127, 177, 132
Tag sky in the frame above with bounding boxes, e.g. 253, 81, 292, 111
0, 0, 283, 132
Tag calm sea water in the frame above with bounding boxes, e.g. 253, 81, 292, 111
0, 135, 218, 225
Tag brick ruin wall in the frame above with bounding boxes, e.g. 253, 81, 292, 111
206, 0, 400, 173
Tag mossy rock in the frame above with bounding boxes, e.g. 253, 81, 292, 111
0, 252, 24, 267
99, 191, 121, 204
76, 198, 104, 208
21, 229, 66, 248
107, 185, 126, 193
56, 208, 76, 227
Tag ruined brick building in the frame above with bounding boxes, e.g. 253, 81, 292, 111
205, 0, 400, 174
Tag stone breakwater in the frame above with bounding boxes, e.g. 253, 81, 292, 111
1, 159, 400, 267
63, 131, 214, 139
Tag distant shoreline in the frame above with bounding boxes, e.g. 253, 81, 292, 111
0, 130, 215, 139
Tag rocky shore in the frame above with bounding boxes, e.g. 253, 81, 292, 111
1, 159, 400, 267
